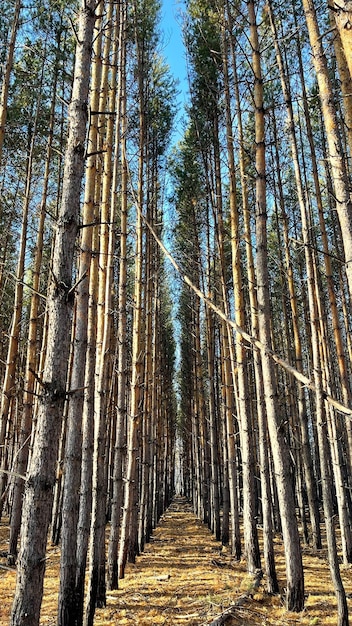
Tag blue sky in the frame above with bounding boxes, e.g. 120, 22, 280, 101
160, 0, 188, 139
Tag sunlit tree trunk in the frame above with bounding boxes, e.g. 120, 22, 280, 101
330, 0, 352, 82
58, 1, 105, 621
75, 222, 99, 626
331, 23, 352, 156
292, 2, 352, 470
205, 287, 220, 539
227, 2, 278, 591
7, 63, 57, 559
269, 0, 352, 571
118, 0, 145, 576
9, 2, 96, 623
248, 0, 304, 610
107, 0, 128, 590
221, 4, 260, 574
85, 4, 118, 621
0, 87, 43, 507
302, 0, 352, 300
0, 0, 21, 161
268, 1, 322, 552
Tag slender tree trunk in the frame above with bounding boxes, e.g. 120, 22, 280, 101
85, 5, 118, 621
248, 0, 304, 610
0, 120, 33, 467
8, 65, 57, 559
221, 5, 260, 574
330, 0, 352, 81
332, 22, 352, 155
118, 2, 145, 574
268, 1, 322, 552
0, 81, 47, 510
107, 0, 128, 590
0, 0, 21, 161
228, 2, 278, 591
205, 300, 220, 540
75, 222, 99, 626
302, 0, 352, 299
58, 1, 105, 620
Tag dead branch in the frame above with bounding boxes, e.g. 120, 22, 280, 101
202, 569, 263, 626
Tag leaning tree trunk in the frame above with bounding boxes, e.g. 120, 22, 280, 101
10, 2, 96, 624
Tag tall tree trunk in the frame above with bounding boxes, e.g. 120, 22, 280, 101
0, 0, 21, 161
58, 1, 105, 620
9, 2, 96, 623
330, 0, 352, 81
302, 0, 352, 300
0, 78, 45, 508
107, 0, 128, 590
221, 4, 260, 574
118, 0, 145, 575
268, 0, 322, 552
228, 2, 278, 591
85, 4, 118, 621
8, 62, 58, 559
248, 0, 304, 610
75, 221, 99, 626
0, 119, 33, 466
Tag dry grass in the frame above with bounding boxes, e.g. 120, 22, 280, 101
1, 498, 352, 626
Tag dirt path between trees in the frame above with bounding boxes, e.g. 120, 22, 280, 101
1, 496, 352, 625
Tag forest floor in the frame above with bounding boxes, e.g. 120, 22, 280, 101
1, 497, 352, 626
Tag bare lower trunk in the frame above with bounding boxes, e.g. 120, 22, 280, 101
9, 4, 95, 624
249, 0, 304, 610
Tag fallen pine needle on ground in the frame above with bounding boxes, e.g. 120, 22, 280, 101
1, 497, 352, 625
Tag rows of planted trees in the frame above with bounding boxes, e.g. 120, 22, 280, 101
1, 0, 352, 625
0, 1, 177, 625
172, 0, 352, 625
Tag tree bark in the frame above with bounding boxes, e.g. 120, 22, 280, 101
248, 0, 304, 610
10, 2, 96, 623
302, 0, 352, 300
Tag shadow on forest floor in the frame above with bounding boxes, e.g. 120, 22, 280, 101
1, 496, 352, 625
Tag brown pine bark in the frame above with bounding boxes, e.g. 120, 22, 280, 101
248, 0, 304, 610
330, 0, 352, 81
107, 0, 128, 590
8, 66, 57, 558
302, 0, 352, 300
221, 4, 260, 574
118, 1, 145, 574
0, 0, 21, 160
85, 4, 119, 621
9, 2, 96, 623
58, 1, 105, 621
